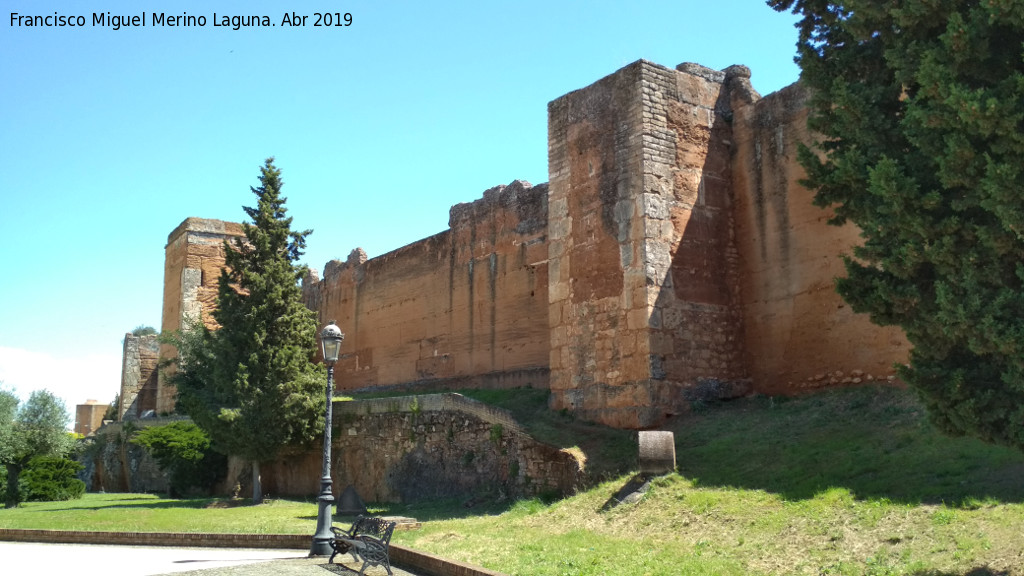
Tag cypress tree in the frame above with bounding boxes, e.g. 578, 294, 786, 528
173, 158, 324, 503
769, 1, 1024, 448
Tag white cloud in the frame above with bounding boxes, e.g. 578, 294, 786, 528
0, 346, 122, 429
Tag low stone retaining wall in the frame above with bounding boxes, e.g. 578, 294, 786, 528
261, 393, 584, 502
80, 393, 585, 504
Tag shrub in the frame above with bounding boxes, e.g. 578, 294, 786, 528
131, 421, 227, 497
21, 457, 85, 502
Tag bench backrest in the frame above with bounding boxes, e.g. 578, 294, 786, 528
352, 516, 396, 544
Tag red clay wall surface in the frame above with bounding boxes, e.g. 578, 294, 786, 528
158, 218, 245, 413
302, 181, 550, 393
730, 83, 909, 394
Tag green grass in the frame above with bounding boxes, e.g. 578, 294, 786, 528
0, 493, 320, 534
4, 385, 1024, 575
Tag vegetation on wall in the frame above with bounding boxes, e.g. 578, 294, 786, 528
769, 0, 1024, 451
167, 158, 325, 504
131, 421, 227, 497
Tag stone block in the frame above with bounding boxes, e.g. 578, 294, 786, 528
626, 308, 649, 331
639, 193, 669, 220
639, 431, 676, 475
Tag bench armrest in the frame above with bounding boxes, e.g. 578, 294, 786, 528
330, 525, 354, 538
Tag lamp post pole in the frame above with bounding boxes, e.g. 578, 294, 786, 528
311, 321, 344, 556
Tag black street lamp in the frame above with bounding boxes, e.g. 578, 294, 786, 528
310, 320, 344, 556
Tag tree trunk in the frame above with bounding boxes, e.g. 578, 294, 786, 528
5, 464, 22, 508
119, 438, 131, 492
251, 461, 263, 504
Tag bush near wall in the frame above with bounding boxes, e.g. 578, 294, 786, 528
21, 457, 85, 502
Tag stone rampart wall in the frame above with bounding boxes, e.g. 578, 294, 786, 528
158, 218, 245, 413
302, 181, 550, 394
152, 59, 911, 429
730, 83, 909, 394
79, 417, 189, 493
119, 333, 160, 419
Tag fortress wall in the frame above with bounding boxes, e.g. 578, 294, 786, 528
730, 83, 909, 394
652, 64, 752, 402
151, 60, 914, 430
118, 333, 160, 419
74, 401, 107, 436
158, 218, 245, 413
547, 60, 757, 428
547, 61, 660, 428
302, 181, 550, 393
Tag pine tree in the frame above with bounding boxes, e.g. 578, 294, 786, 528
769, 1, 1024, 448
173, 158, 324, 503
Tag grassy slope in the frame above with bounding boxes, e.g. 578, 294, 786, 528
396, 385, 1024, 576
3, 385, 1023, 575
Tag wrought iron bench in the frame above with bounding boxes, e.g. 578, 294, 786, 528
329, 515, 397, 576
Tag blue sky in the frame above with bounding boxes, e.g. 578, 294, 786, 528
0, 0, 801, 421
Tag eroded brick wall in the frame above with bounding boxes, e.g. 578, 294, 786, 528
302, 181, 550, 393
545, 59, 908, 426
158, 218, 245, 413
651, 64, 754, 407
730, 83, 909, 394
547, 61, 757, 428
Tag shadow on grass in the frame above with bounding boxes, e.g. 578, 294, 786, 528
912, 568, 1010, 576
463, 384, 1024, 508
28, 498, 219, 512
38, 497, 274, 513
362, 495, 521, 522
669, 385, 1024, 506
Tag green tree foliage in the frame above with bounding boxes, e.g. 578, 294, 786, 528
0, 388, 73, 507
132, 421, 227, 497
21, 456, 85, 502
104, 393, 119, 422
769, 1, 1024, 448
169, 158, 324, 503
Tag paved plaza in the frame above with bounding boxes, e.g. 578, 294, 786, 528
0, 542, 417, 576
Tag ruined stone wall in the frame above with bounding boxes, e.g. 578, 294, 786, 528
729, 83, 909, 395
261, 394, 582, 502
158, 218, 245, 413
119, 333, 160, 419
302, 181, 550, 393
84, 397, 583, 502
78, 419, 181, 493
